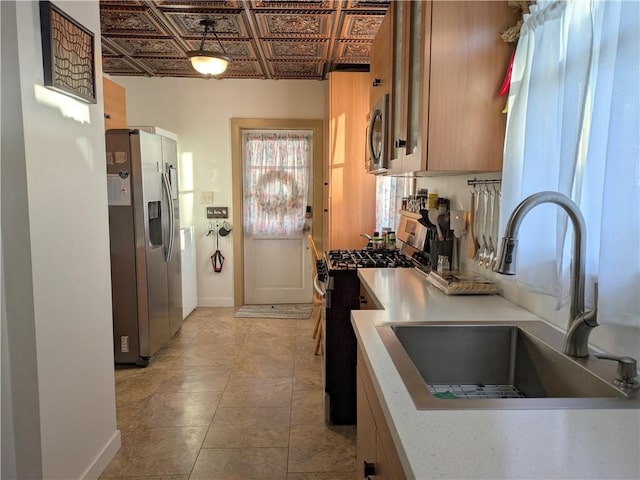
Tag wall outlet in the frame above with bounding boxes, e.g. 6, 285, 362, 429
200, 191, 213, 204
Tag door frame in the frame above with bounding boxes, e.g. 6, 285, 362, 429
231, 118, 324, 307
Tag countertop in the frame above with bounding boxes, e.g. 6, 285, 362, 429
352, 268, 640, 480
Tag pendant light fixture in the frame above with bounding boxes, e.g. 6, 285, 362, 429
187, 19, 231, 76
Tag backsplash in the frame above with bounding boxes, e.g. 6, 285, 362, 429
414, 173, 640, 362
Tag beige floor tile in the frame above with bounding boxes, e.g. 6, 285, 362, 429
240, 335, 296, 356
203, 406, 291, 448
189, 447, 288, 479
174, 347, 240, 369
115, 373, 164, 408
157, 368, 230, 393
248, 319, 299, 337
290, 390, 324, 425
292, 362, 323, 392
288, 424, 356, 473
100, 476, 188, 480
286, 473, 354, 480
232, 353, 294, 377
219, 376, 293, 407
133, 391, 222, 427
100, 426, 207, 477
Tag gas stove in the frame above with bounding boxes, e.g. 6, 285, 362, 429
326, 249, 414, 270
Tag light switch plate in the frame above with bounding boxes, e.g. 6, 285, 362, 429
200, 191, 213, 204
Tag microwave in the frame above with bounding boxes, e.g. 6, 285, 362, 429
367, 94, 389, 174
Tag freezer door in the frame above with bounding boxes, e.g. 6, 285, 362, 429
162, 136, 183, 336
137, 131, 170, 358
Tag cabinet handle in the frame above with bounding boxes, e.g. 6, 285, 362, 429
372, 78, 381, 87
394, 139, 406, 148
359, 295, 367, 304
363, 461, 376, 478
104, 113, 111, 119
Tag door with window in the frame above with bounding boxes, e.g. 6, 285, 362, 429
242, 130, 313, 304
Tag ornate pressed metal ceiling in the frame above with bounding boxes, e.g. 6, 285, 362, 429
100, 0, 390, 80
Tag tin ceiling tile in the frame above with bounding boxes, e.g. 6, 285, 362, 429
339, 12, 383, 40
156, 0, 240, 8
100, 7, 167, 36
102, 56, 145, 75
135, 57, 195, 75
254, 12, 333, 38
343, 0, 389, 11
250, 0, 335, 10
165, 11, 248, 37
263, 39, 327, 59
334, 40, 370, 63
110, 38, 185, 57
222, 60, 266, 78
99, 0, 388, 79
270, 61, 324, 79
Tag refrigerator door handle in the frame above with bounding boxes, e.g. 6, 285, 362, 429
162, 172, 175, 262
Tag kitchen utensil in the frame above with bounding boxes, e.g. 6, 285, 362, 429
438, 213, 450, 240
478, 187, 489, 266
473, 188, 484, 263
485, 188, 495, 268
428, 208, 444, 240
467, 191, 477, 258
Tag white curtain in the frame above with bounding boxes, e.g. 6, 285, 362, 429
243, 130, 311, 236
501, 0, 639, 326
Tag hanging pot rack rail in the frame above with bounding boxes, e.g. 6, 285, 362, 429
467, 178, 502, 187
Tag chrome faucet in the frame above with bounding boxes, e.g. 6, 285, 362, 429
494, 191, 598, 357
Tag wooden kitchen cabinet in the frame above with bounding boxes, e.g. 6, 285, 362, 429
377, 1, 516, 175
103, 76, 127, 130
357, 346, 407, 480
369, 9, 392, 110
359, 283, 379, 310
326, 72, 376, 250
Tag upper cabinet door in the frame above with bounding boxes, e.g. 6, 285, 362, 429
427, 1, 515, 172
369, 11, 392, 110
399, 0, 430, 173
103, 77, 127, 130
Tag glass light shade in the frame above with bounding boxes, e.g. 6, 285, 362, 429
187, 51, 230, 76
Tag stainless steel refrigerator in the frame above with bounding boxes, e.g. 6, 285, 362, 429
106, 129, 182, 365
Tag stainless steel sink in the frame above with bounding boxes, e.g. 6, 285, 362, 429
376, 321, 640, 409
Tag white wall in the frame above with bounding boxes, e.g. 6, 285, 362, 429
1, 1, 119, 478
114, 76, 326, 306
416, 173, 640, 361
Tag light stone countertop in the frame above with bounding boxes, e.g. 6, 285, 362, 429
352, 268, 640, 480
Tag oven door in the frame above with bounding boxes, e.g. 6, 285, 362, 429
367, 94, 389, 174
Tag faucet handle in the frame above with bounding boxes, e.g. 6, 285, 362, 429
594, 353, 640, 390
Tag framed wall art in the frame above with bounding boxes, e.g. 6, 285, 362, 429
39, 1, 96, 104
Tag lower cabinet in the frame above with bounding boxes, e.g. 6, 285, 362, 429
357, 347, 407, 480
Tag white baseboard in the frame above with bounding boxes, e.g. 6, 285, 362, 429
198, 297, 234, 307
81, 429, 121, 480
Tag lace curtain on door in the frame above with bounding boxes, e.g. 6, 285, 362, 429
243, 130, 311, 236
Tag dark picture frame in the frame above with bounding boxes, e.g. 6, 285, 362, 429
39, 1, 96, 104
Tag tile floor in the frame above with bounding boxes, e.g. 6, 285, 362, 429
100, 307, 356, 480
